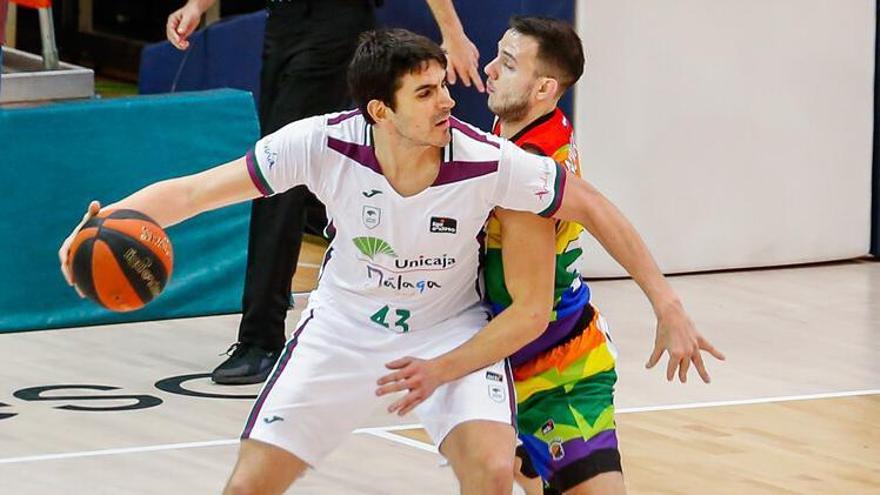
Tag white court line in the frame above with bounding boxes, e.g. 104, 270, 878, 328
354, 389, 880, 451
0, 389, 875, 465
0, 428, 424, 465
613, 388, 880, 414
296, 262, 322, 269
356, 423, 424, 433
353, 427, 438, 454
0, 439, 239, 465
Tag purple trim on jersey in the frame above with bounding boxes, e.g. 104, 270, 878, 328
321, 246, 333, 272
554, 430, 619, 470
504, 358, 517, 427
433, 160, 499, 186
539, 163, 568, 218
509, 305, 583, 367
450, 117, 500, 149
326, 109, 361, 126
241, 310, 314, 439
327, 137, 382, 174
246, 148, 273, 196
323, 220, 336, 240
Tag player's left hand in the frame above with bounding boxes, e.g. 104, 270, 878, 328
376, 356, 444, 416
645, 303, 725, 383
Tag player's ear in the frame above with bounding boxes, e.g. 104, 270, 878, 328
367, 99, 389, 124
536, 77, 559, 102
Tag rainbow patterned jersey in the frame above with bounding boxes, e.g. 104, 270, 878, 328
486, 108, 591, 366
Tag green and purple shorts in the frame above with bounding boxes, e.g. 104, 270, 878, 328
514, 305, 622, 492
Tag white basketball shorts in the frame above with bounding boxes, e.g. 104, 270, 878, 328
241, 301, 516, 466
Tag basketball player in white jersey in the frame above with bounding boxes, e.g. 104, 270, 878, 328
59, 29, 721, 495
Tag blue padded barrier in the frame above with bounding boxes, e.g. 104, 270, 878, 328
0, 89, 259, 332
139, 11, 265, 105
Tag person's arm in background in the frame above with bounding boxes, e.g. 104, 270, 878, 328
1, 0, 9, 47
1, 0, 7, 94
1, 0, 9, 74
425, 0, 485, 92
166, 0, 485, 91
166, 0, 214, 50
553, 172, 726, 383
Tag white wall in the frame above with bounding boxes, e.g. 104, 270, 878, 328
574, 1, 875, 276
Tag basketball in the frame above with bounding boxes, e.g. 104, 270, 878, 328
67, 209, 174, 312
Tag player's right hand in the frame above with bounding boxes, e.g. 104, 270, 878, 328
166, 2, 205, 50
59, 201, 102, 291
645, 303, 725, 383
442, 31, 485, 93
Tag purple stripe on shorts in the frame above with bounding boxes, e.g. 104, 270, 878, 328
241, 310, 315, 439
554, 430, 619, 470
327, 137, 382, 174
433, 160, 499, 186
509, 306, 583, 367
450, 117, 500, 149
503, 359, 517, 428
326, 109, 361, 126
245, 148, 273, 196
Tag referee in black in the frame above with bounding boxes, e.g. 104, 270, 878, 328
167, 0, 484, 384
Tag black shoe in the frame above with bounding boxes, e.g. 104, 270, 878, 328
211, 342, 282, 385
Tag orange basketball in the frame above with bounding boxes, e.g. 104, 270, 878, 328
67, 209, 174, 312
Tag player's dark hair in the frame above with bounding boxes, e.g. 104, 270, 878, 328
510, 16, 585, 93
348, 29, 448, 124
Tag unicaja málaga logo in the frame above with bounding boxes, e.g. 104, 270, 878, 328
353, 236, 397, 260
353, 237, 456, 273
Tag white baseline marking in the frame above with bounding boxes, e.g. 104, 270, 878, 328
0, 389, 875, 465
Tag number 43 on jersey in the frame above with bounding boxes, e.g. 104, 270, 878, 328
370, 305, 411, 333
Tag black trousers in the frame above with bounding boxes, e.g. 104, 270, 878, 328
238, 0, 375, 350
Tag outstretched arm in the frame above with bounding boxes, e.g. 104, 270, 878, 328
102, 157, 259, 227
376, 208, 556, 415
59, 156, 260, 286
553, 173, 725, 382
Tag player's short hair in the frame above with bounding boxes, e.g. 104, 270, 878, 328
510, 16, 585, 94
348, 29, 448, 124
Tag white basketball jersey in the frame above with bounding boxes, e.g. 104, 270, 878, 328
247, 110, 566, 332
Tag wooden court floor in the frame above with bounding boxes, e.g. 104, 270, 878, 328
0, 254, 877, 494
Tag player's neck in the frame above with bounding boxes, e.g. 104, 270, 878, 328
498, 102, 558, 140
373, 128, 442, 197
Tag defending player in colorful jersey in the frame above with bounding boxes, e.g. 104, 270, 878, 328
487, 110, 618, 493
483, 17, 637, 495
60, 29, 724, 495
